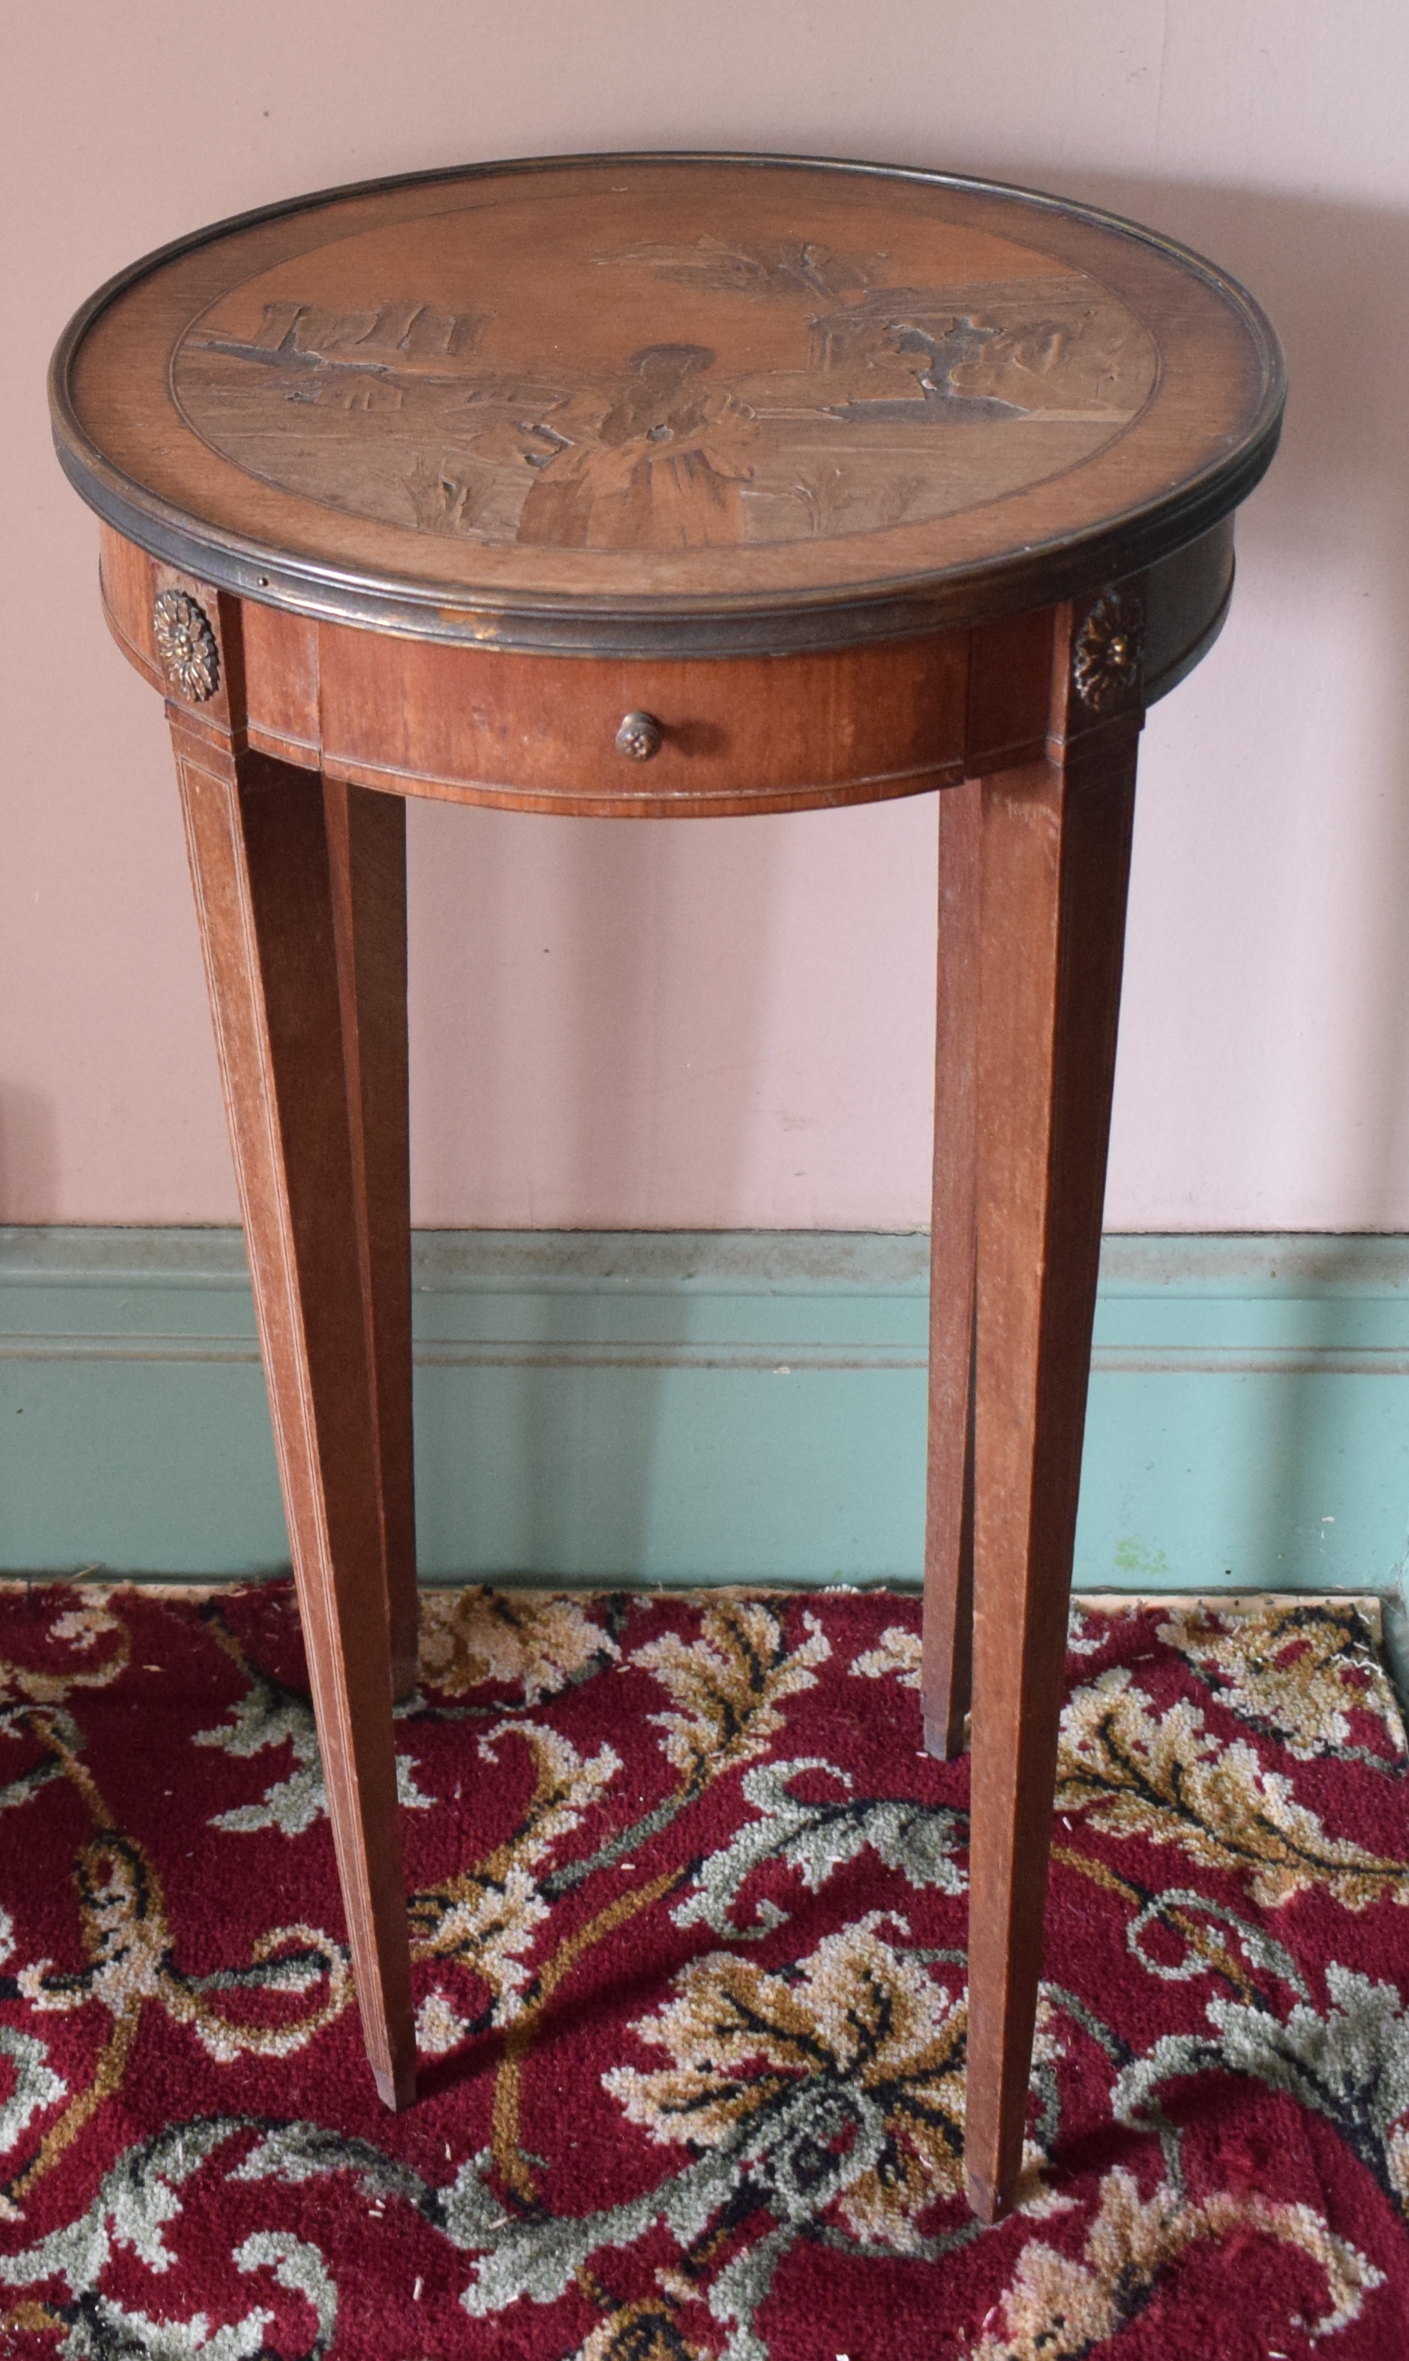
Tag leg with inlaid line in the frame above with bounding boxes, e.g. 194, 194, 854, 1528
324, 778, 419, 1703
172, 717, 416, 2110
964, 660, 1141, 2221
922, 776, 980, 1759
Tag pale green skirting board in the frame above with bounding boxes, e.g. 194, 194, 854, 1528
4, 1234, 1408, 1656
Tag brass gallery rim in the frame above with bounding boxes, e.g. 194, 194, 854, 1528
51, 152, 1285, 656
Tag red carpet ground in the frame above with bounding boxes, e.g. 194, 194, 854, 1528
2, 1579, 1408, 2357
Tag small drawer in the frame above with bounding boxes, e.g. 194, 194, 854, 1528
312, 626, 973, 818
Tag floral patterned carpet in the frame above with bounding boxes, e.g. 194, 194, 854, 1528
2, 1578, 1408, 2358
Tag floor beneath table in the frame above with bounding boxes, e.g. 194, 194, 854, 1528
2, 1579, 1407, 2357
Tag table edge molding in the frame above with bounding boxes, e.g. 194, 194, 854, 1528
51, 150, 1286, 660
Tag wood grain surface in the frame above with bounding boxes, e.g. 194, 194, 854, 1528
922, 771, 982, 1761
167, 580, 417, 2109
962, 619, 1142, 2221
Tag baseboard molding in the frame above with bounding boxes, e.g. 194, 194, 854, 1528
4, 1228, 1409, 1597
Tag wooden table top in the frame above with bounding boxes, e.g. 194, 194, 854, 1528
52, 154, 1284, 656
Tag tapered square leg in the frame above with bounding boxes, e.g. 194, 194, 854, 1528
962, 645, 1141, 2221
922, 776, 980, 1759
324, 778, 419, 1703
171, 694, 416, 2110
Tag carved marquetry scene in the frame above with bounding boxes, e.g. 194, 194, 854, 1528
171, 194, 1158, 554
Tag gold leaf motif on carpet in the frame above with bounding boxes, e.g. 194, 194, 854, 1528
1156, 1599, 1407, 1762
409, 1720, 622, 2018
418, 1588, 619, 1703
1057, 1665, 1409, 1909
971, 2166, 1384, 2356
848, 1625, 922, 1689
630, 1600, 831, 1785
607, 1914, 969, 2251
0, 1592, 130, 1706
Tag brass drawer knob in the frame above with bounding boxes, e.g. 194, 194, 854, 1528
616, 710, 663, 762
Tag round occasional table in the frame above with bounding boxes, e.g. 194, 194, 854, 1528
50, 152, 1283, 2220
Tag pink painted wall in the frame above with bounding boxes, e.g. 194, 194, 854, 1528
4, 4, 1407, 1229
